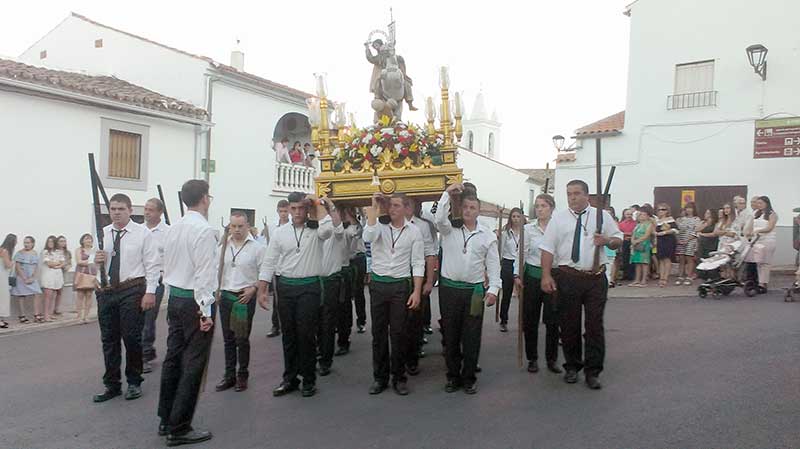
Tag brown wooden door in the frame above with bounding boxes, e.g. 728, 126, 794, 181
653, 185, 747, 216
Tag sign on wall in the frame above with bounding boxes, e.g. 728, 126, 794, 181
680, 190, 696, 208
754, 117, 800, 159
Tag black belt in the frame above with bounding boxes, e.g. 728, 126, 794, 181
98, 276, 145, 293
557, 265, 606, 277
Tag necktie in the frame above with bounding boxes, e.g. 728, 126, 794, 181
571, 211, 585, 263
109, 230, 123, 287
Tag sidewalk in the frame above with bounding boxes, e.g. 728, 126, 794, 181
610, 271, 797, 299
0, 310, 98, 337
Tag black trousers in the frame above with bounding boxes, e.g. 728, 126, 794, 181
522, 275, 559, 363
157, 295, 213, 436
369, 280, 410, 384
405, 290, 430, 368
277, 281, 321, 386
336, 268, 353, 348
553, 269, 608, 376
219, 293, 257, 379
499, 258, 515, 324
318, 275, 342, 369
97, 282, 145, 390
141, 281, 165, 362
439, 286, 483, 384
349, 255, 367, 326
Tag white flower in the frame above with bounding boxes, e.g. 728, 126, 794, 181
332, 148, 340, 157
394, 143, 403, 152
370, 145, 381, 157
399, 130, 410, 138
361, 136, 371, 145
381, 127, 395, 135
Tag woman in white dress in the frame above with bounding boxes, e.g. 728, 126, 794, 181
52, 236, 72, 316
748, 196, 778, 294
39, 235, 65, 322
0, 234, 16, 328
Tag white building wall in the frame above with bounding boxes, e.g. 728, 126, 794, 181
554, 0, 800, 265
19, 15, 210, 107
458, 149, 535, 214
0, 90, 196, 254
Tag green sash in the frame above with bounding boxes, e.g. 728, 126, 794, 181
222, 290, 250, 338
278, 276, 320, 286
439, 277, 486, 317
524, 263, 543, 280
170, 286, 194, 299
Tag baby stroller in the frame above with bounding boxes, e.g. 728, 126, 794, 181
697, 236, 759, 299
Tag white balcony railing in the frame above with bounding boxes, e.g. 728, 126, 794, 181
274, 163, 316, 194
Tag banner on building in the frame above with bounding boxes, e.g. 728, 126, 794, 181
680, 190, 696, 208
754, 117, 800, 159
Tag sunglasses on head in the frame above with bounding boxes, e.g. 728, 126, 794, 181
658, 208, 667, 211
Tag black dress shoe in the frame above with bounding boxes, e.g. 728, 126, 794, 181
143, 361, 153, 374
393, 381, 409, 396
368, 381, 388, 395
272, 381, 298, 397
158, 422, 169, 437
499, 323, 508, 332
166, 429, 212, 447
301, 383, 317, 397
124, 385, 142, 400
527, 361, 539, 373
215, 377, 236, 392
463, 383, 477, 395
417, 349, 426, 359
234, 378, 248, 392
564, 370, 578, 384
475, 365, 482, 373
421, 337, 429, 345
585, 375, 602, 390
266, 328, 281, 338
93, 388, 121, 403
424, 326, 433, 335
445, 379, 461, 393
334, 346, 350, 356
318, 365, 331, 376
357, 325, 366, 334
547, 361, 563, 374
407, 364, 420, 376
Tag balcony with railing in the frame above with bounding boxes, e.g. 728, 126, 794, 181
667, 91, 718, 110
273, 163, 316, 194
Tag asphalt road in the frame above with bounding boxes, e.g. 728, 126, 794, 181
1, 289, 798, 449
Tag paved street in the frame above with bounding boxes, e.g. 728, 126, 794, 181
1, 288, 798, 449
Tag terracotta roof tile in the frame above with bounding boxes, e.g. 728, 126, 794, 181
575, 111, 625, 136
0, 58, 208, 119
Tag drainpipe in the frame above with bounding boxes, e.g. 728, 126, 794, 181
204, 76, 219, 184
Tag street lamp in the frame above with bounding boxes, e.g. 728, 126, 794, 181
552, 134, 565, 151
746, 44, 768, 81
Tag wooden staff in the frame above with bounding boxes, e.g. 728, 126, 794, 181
88, 154, 109, 288
495, 205, 504, 323
157, 184, 171, 226
592, 139, 605, 273
517, 214, 525, 369
200, 223, 229, 393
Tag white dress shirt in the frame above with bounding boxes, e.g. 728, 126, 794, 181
145, 220, 170, 274
347, 222, 366, 258
410, 216, 438, 258
163, 211, 219, 317
500, 228, 520, 261
100, 220, 161, 294
259, 216, 333, 281
322, 223, 349, 276
434, 191, 501, 295
539, 206, 622, 271
514, 220, 548, 276
363, 219, 424, 278
221, 234, 266, 292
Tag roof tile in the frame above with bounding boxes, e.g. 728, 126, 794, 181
575, 111, 625, 136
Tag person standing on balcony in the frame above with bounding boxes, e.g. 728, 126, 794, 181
266, 200, 290, 338
274, 137, 291, 164
289, 141, 304, 164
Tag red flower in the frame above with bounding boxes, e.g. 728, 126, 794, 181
400, 148, 409, 157
365, 153, 373, 161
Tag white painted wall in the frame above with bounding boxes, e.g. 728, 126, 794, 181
458, 149, 535, 213
554, 0, 800, 265
0, 89, 196, 256
19, 15, 209, 107
462, 119, 501, 160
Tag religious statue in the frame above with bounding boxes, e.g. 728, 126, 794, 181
365, 21, 417, 123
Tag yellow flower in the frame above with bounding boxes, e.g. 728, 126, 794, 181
358, 145, 368, 155
378, 115, 391, 127
409, 143, 419, 152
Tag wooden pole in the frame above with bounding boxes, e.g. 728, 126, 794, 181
517, 217, 525, 369
88, 154, 109, 288
495, 205, 504, 323
592, 139, 604, 272
157, 184, 171, 226
200, 223, 229, 393
178, 191, 185, 217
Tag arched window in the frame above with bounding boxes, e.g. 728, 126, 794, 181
488, 133, 495, 158
467, 131, 474, 150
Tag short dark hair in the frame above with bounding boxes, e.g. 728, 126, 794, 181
303, 143, 311, 147
463, 182, 477, 196
391, 193, 408, 201
277, 200, 290, 210
79, 233, 93, 248
566, 179, 589, 194
287, 192, 306, 203
109, 193, 132, 209
146, 198, 164, 212
462, 194, 481, 208
535, 193, 556, 210
639, 204, 654, 217
181, 179, 209, 207
230, 210, 249, 224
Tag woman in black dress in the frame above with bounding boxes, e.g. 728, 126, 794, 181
654, 203, 678, 287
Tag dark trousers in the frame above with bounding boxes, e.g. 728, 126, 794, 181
337, 269, 353, 348
350, 255, 367, 326
405, 291, 429, 368
439, 286, 483, 384
621, 240, 635, 281
277, 281, 321, 386
141, 281, 165, 361
269, 276, 281, 331
369, 281, 410, 384
522, 275, 559, 363
157, 295, 213, 436
219, 293, 257, 379
97, 283, 145, 390
499, 259, 515, 324
318, 275, 342, 368
422, 293, 432, 327
553, 269, 608, 376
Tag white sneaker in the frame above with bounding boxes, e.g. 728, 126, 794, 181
675, 278, 683, 285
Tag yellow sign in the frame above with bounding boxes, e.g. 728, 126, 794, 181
681, 190, 696, 208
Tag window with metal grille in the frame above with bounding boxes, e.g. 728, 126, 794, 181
108, 129, 142, 179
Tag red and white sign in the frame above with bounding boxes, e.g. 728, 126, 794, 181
754, 117, 800, 159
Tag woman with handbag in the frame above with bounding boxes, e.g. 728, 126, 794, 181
0, 234, 16, 328
74, 234, 98, 324
629, 205, 654, 287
